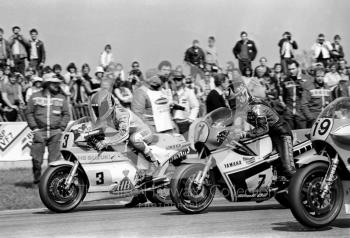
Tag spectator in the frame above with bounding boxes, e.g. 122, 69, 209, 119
281, 60, 307, 129
331, 35, 344, 62
25, 76, 42, 102
0, 28, 12, 69
301, 68, 332, 127
8, 26, 28, 74
92, 66, 103, 89
278, 31, 298, 74
158, 60, 173, 91
338, 59, 347, 71
113, 79, 133, 108
248, 66, 266, 98
311, 33, 333, 68
242, 67, 254, 86
81, 63, 92, 82
70, 74, 90, 104
272, 63, 285, 106
25, 73, 70, 184
205, 36, 219, 71
225, 61, 236, 82
206, 73, 229, 113
64, 62, 78, 85
1, 72, 24, 121
42, 65, 52, 74
17, 72, 30, 102
4, 65, 12, 77
233, 31, 258, 73
254, 57, 270, 77
52, 64, 64, 81
184, 40, 205, 80
128, 61, 143, 89
324, 63, 341, 90
338, 67, 349, 82
27, 29, 45, 76
115, 63, 125, 82
0, 67, 8, 86
172, 75, 200, 134
100, 44, 114, 70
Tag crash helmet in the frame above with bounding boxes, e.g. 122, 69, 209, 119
89, 89, 116, 123
231, 81, 252, 105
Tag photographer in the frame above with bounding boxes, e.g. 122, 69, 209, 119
128, 61, 143, 90
311, 33, 333, 68
278, 31, 298, 74
69, 72, 90, 104
8, 26, 28, 75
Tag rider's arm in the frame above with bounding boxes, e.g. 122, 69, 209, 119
131, 87, 147, 119
187, 89, 200, 121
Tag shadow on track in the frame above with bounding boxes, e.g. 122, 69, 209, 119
271, 218, 350, 232
14, 182, 36, 189
161, 203, 285, 216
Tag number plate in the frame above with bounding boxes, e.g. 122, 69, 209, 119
311, 118, 333, 141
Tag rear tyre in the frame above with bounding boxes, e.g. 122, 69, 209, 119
39, 165, 87, 213
288, 162, 343, 228
170, 163, 215, 214
274, 192, 289, 208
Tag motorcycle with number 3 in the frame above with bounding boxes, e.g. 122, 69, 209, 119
288, 97, 350, 228
38, 117, 191, 212
170, 107, 313, 214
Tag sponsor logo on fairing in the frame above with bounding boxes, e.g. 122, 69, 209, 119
224, 160, 242, 168
243, 156, 255, 164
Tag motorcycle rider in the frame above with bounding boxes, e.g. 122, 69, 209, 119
218, 81, 296, 178
89, 89, 160, 182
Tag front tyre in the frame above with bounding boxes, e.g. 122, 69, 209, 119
39, 165, 87, 213
288, 162, 343, 228
170, 163, 215, 214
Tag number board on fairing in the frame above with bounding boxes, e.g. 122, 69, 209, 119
311, 118, 333, 141
87, 170, 112, 186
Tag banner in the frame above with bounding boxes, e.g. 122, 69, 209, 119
0, 122, 33, 161
147, 89, 173, 132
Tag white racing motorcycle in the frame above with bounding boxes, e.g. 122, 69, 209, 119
170, 107, 314, 214
39, 117, 191, 212
288, 97, 350, 228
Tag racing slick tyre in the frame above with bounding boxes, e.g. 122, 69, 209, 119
170, 163, 215, 214
274, 192, 290, 208
39, 165, 87, 213
288, 162, 343, 228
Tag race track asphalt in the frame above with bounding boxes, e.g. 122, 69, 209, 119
0, 198, 349, 238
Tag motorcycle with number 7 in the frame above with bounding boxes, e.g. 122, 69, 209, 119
288, 97, 350, 228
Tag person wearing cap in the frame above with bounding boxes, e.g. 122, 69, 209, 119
278, 31, 298, 74
1, 72, 24, 121
311, 33, 333, 68
172, 70, 200, 134
131, 68, 175, 132
301, 68, 332, 128
233, 31, 258, 73
89, 66, 103, 92
25, 73, 70, 184
184, 40, 206, 80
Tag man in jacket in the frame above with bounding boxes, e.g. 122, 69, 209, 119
311, 33, 333, 68
27, 29, 46, 76
0, 28, 12, 69
26, 73, 70, 184
331, 35, 345, 63
280, 60, 308, 129
184, 40, 205, 80
233, 31, 258, 73
278, 31, 298, 74
8, 26, 28, 75
301, 68, 332, 127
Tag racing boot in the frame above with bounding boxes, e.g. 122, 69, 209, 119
279, 136, 296, 179
125, 193, 148, 208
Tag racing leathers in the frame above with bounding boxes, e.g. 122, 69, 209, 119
224, 97, 296, 177
98, 104, 154, 160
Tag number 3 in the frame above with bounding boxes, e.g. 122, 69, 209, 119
96, 172, 104, 185
62, 134, 69, 148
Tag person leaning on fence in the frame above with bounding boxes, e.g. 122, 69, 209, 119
25, 73, 70, 184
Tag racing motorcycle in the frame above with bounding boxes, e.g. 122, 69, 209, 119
170, 107, 313, 214
39, 117, 191, 213
288, 97, 350, 228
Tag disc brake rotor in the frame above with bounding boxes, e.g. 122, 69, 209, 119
49, 172, 79, 204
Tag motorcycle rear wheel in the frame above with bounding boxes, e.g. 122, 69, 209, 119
274, 192, 290, 208
170, 163, 215, 214
39, 165, 87, 213
288, 162, 343, 228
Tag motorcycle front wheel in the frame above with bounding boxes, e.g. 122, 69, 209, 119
39, 164, 87, 213
288, 162, 343, 228
170, 163, 215, 214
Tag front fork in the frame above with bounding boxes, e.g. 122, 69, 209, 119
320, 153, 339, 199
65, 160, 79, 189
194, 148, 213, 189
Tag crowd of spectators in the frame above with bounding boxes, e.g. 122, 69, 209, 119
0, 26, 349, 133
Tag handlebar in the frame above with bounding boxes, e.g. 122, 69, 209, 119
82, 128, 104, 140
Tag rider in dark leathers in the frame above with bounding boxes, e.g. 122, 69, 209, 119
219, 82, 296, 178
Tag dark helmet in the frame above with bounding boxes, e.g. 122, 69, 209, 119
89, 89, 116, 123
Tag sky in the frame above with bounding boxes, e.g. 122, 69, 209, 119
0, 0, 349, 73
